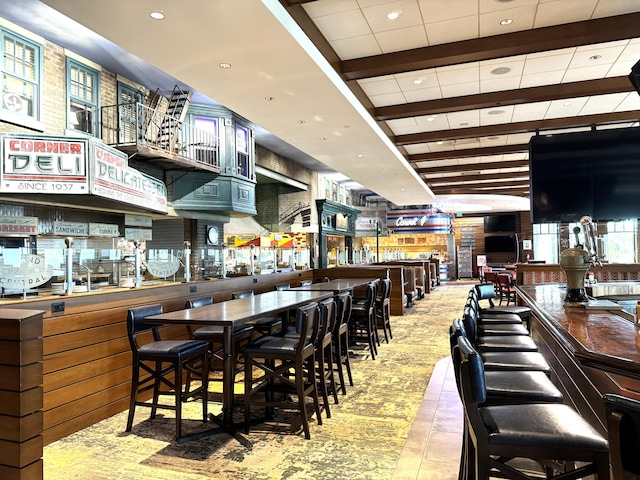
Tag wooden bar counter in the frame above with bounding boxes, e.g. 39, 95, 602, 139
518, 283, 640, 435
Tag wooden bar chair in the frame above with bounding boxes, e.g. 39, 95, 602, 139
603, 393, 640, 479
125, 304, 209, 441
243, 302, 322, 439
333, 291, 354, 394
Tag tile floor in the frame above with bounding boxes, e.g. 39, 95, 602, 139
392, 356, 463, 480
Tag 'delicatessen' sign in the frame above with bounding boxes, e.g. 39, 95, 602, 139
0, 134, 167, 213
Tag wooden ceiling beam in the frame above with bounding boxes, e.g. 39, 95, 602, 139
341, 13, 640, 80
426, 172, 529, 184
376, 77, 633, 120
416, 159, 529, 174
395, 111, 640, 145
410, 144, 529, 162
430, 186, 530, 196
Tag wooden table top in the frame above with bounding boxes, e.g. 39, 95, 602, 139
290, 278, 377, 293
146, 290, 332, 326
518, 283, 640, 377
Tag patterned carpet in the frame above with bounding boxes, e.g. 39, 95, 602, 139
43, 280, 475, 480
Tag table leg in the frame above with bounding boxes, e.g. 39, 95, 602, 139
221, 325, 234, 426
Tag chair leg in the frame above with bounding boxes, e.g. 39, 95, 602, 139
174, 359, 182, 440
317, 348, 331, 419
126, 361, 140, 432
342, 334, 354, 386
151, 360, 162, 419
333, 337, 347, 395
385, 305, 392, 339
325, 345, 339, 405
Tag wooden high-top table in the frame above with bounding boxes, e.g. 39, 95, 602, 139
147, 289, 332, 446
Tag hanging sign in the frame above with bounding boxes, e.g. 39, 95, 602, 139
0, 216, 38, 235
89, 223, 120, 237
90, 140, 167, 213
1, 134, 89, 193
0, 254, 53, 289
53, 221, 88, 236
387, 209, 453, 233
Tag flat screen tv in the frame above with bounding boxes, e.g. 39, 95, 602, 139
529, 127, 640, 223
484, 214, 516, 233
485, 235, 517, 253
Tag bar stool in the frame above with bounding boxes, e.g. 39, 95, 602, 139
462, 306, 538, 353
456, 335, 610, 480
125, 304, 209, 441
375, 278, 392, 343
350, 282, 378, 359
473, 283, 531, 324
603, 393, 640, 479
243, 302, 322, 439
333, 291, 354, 394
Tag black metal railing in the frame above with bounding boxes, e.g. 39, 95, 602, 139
100, 102, 219, 169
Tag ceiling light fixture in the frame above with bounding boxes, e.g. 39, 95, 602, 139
488, 109, 504, 115
490, 67, 511, 75
590, 55, 602, 60
387, 10, 403, 20
563, 101, 572, 106
218, 62, 231, 69
413, 78, 424, 85
297, 119, 305, 124
427, 116, 436, 122
264, 96, 275, 101
357, 153, 365, 158
149, 10, 165, 20
500, 18, 513, 26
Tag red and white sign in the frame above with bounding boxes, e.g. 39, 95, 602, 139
1, 135, 89, 193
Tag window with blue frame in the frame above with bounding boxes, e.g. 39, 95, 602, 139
1, 28, 40, 119
67, 59, 99, 135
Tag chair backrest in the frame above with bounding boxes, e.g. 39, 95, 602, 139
498, 273, 511, 288
318, 298, 336, 345
603, 393, 640, 477
362, 283, 376, 311
185, 296, 213, 309
484, 271, 498, 283
456, 334, 487, 406
275, 283, 291, 291
323, 277, 331, 282
300, 280, 313, 286
381, 278, 392, 301
127, 304, 164, 350
294, 302, 319, 349
335, 292, 352, 330
232, 290, 254, 300
461, 306, 478, 343
474, 283, 497, 308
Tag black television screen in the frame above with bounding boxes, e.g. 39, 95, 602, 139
485, 235, 517, 253
484, 214, 516, 233
529, 127, 640, 223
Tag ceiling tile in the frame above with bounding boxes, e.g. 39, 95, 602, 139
447, 110, 481, 129
520, 70, 565, 87
415, 114, 449, 130
580, 92, 630, 114
424, 15, 479, 45
395, 71, 440, 90
375, 25, 428, 53
436, 65, 479, 85
358, 77, 401, 96
480, 76, 522, 93
562, 64, 611, 82
533, 0, 597, 27
440, 81, 481, 97
512, 101, 551, 122
480, 105, 515, 126
545, 96, 589, 118
479, 0, 539, 14
614, 93, 640, 111
367, 91, 407, 107
330, 34, 382, 59
417, 0, 477, 22
523, 52, 573, 74
311, 9, 371, 41
303, 0, 360, 17
403, 86, 443, 102
593, 0, 640, 18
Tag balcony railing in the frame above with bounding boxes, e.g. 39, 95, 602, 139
100, 102, 219, 171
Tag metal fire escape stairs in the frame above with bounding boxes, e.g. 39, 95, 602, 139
157, 85, 192, 152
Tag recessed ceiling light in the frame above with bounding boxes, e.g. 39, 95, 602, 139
460, 122, 469, 126
590, 55, 602, 61
490, 67, 511, 75
500, 18, 513, 26
563, 102, 572, 107
218, 62, 231, 69
357, 154, 365, 158
488, 109, 504, 115
387, 10, 402, 20
149, 10, 165, 20
320, 137, 327, 141
436, 141, 444, 145
413, 78, 424, 85
297, 119, 305, 124
487, 136, 500, 140
264, 96, 275, 101
427, 115, 437, 122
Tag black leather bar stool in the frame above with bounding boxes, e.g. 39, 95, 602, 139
462, 306, 538, 353
125, 304, 209, 441
603, 393, 640, 479
333, 291, 354, 394
375, 278, 392, 343
349, 282, 378, 359
451, 318, 551, 374
457, 335, 610, 480
243, 302, 322, 440
473, 283, 531, 324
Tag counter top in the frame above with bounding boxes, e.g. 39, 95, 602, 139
518, 283, 640, 379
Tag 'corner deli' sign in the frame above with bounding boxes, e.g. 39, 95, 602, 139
1, 135, 89, 193
90, 140, 167, 213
